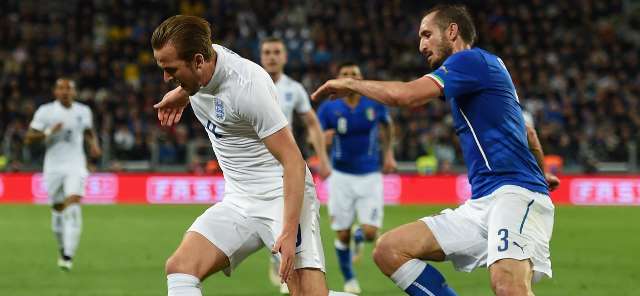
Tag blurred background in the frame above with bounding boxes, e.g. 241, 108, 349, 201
2, 1, 640, 296
2, 0, 639, 175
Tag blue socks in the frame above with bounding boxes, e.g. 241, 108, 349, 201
334, 239, 355, 281
390, 259, 457, 296
353, 227, 365, 244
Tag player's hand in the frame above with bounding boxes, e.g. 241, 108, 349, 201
545, 172, 560, 191
318, 159, 332, 180
154, 87, 189, 126
51, 123, 64, 134
382, 151, 397, 174
311, 78, 355, 101
271, 231, 296, 283
324, 129, 335, 146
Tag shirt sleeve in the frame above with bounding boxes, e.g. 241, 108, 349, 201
425, 50, 485, 99
294, 83, 312, 114
84, 107, 94, 130
237, 78, 289, 140
522, 111, 534, 128
29, 106, 48, 131
316, 101, 332, 130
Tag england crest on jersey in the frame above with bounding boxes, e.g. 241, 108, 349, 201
214, 98, 225, 121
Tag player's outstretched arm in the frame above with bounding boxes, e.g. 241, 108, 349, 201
526, 124, 560, 191
154, 86, 190, 126
311, 76, 442, 108
263, 126, 305, 283
301, 110, 332, 179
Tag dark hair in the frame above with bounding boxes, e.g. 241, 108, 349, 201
425, 4, 476, 45
151, 15, 213, 61
260, 36, 286, 50
336, 61, 359, 72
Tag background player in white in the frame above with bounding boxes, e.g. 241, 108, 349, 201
523, 111, 561, 191
151, 15, 353, 296
317, 62, 397, 294
260, 36, 332, 294
24, 78, 101, 271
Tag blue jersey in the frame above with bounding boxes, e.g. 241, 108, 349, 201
426, 48, 548, 199
317, 96, 391, 175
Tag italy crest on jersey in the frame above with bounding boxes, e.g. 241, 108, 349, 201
214, 98, 225, 121
366, 107, 376, 121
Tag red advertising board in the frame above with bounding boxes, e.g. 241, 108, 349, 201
0, 173, 638, 205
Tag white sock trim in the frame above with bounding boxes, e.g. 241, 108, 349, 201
167, 273, 202, 296
62, 204, 82, 257
329, 291, 357, 295
334, 239, 349, 250
390, 259, 427, 290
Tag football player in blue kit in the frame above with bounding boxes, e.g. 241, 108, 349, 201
317, 62, 397, 294
312, 5, 556, 296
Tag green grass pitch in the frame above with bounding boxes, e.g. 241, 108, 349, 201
0, 204, 638, 295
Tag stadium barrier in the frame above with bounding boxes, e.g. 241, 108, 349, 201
0, 173, 638, 205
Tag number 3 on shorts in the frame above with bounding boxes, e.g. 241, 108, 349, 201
497, 228, 508, 252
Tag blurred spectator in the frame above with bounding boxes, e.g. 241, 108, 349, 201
1, 0, 638, 173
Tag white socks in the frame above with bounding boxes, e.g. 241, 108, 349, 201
51, 210, 64, 253
329, 291, 356, 295
168, 273, 202, 296
390, 259, 427, 290
62, 204, 82, 258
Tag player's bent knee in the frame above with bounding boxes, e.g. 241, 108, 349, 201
52, 203, 65, 211
336, 230, 350, 244
490, 260, 532, 296
165, 254, 199, 278
372, 233, 401, 275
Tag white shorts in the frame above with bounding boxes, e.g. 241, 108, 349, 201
44, 171, 88, 204
188, 190, 325, 276
328, 170, 383, 231
422, 185, 554, 281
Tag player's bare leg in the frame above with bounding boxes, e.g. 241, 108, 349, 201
373, 221, 457, 295
286, 268, 354, 296
489, 258, 534, 296
352, 224, 378, 263
165, 231, 230, 296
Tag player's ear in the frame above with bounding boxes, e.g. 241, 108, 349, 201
194, 53, 204, 69
448, 23, 459, 42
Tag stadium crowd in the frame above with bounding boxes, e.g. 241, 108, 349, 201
1, 0, 638, 173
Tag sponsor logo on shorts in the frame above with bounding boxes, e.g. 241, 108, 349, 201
512, 241, 526, 254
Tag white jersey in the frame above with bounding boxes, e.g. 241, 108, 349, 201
29, 100, 92, 174
190, 44, 314, 209
275, 74, 312, 124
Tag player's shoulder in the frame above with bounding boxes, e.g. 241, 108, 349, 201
361, 96, 386, 108
318, 99, 340, 111
73, 101, 93, 113
444, 47, 488, 68
34, 101, 55, 113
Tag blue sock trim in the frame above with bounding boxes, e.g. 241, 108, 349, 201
404, 264, 457, 296
353, 227, 364, 244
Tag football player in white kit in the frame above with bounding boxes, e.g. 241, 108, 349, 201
260, 36, 332, 294
24, 78, 101, 271
151, 15, 353, 296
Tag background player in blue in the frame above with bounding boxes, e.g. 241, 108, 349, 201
317, 62, 397, 294
312, 5, 556, 296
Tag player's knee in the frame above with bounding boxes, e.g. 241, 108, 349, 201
52, 203, 65, 211
165, 254, 199, 277
372, 233, 401, 275
336, 230, 350, 244
362, 227, 377, 241
490, 267, 530, 296
65, 195, 82, 205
